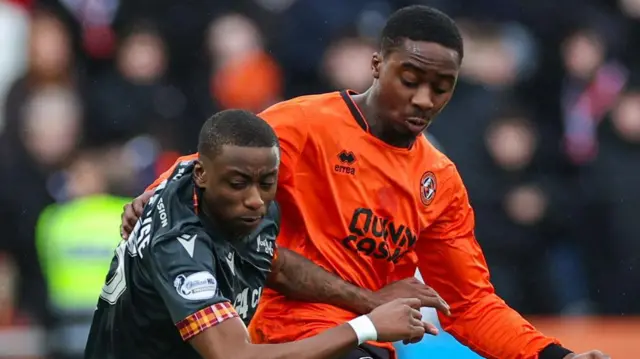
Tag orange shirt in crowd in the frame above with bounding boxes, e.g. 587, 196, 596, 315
147, 91, 562, 359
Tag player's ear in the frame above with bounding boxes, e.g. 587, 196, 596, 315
193, 159, 208, 189
372, 52, 382, 79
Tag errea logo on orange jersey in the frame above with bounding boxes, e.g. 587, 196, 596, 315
342, 207, 417, 263
334, 150, 357, 175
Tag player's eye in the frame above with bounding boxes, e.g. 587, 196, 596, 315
433, 80, 453, 94
400, 77, 418, 88
433, 87, 448, 94
260, 181, 276, 190
229, 181, 248, 190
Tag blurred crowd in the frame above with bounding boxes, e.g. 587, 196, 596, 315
0, 0, 639, 356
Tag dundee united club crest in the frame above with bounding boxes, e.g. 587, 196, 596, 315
419, 171, 437, 206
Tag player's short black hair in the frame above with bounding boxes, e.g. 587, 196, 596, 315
380, 5, 463, 63
197, 109, 279, 158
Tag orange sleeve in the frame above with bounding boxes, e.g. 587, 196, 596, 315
417, 166, 562, 359
145, 154, 198, 192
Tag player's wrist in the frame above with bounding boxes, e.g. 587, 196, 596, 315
539, 344, 574, 359
362, 292, 384, 313
347, 315, 378, 345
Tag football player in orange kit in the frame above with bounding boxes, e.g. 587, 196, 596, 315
121, 5, 609, 359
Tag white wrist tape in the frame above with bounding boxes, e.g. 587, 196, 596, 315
347, 315, 378, 345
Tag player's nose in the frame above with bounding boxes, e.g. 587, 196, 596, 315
243, 185, 264, 211
411, 86, 434, 112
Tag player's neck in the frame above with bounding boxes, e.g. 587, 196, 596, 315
352, 89, 416, 149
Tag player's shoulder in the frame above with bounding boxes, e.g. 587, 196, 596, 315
134, 163, 204, 253
152, 170, 197, 227
414, 134, 464, 188
265, 201, 280, 230
163, 157, 197, 183
147, 223, 215, 261
259, 91, 345, 125
263, 91, 343, 113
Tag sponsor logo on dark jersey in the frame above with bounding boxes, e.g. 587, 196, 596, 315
174, 271, 218, 300
256, 235, 274, 256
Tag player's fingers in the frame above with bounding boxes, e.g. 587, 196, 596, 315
419, 296, 451, 316
406, 282, 451, 316
406, 324, 425, 344
121, 223, 133, 240
124, 204, 137, 223
120, 207, 132, 238
422, 321, 439, 336
121, 204, 129, 219
122, 203, 134, 219
421, 287, 451, 316
437, 297, 451, 316
132, 198, 145, 216
409, 316, 423, 328
399, 297, 422, 309
402, 336, 423, 345
409, 307, 422, 320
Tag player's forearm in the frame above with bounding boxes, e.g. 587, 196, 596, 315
245, 324, 357, 359
196, 322, 358, 359
440, 292, 563, 359
267, 248, 377, 314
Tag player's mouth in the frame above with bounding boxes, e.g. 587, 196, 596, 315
239, 216, 262, 226
405, 117, 429, 133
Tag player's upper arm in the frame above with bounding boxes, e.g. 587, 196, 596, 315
258, 102, 311, 185
416, 165, 494, 318
146, 229, 238, 342
190, 315, 252, 359
146, 155, 198, 192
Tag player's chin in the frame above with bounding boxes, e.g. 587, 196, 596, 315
232, 216, 263, 233
392, 119, 426, 137
403, 118, 429, 136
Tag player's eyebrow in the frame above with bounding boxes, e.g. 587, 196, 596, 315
227, 168, 278, 178
401, 62, 426, 73
401, 61, 456, 80
227, 168, 253, 178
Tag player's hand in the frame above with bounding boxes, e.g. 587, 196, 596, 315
564, 351, 610, 359
374, 277, 451, 316
120, 191, 154, 239
367, 298, 438, 344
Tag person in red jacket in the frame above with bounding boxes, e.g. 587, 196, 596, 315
123, 5, 609, 359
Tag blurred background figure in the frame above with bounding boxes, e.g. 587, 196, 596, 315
0, 0, 638, 358
320, 36, 376, 93
207, 13, 283, 114
35, 150, 130, 359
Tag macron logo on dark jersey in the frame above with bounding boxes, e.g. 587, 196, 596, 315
178, 234, 197, 257
335, 150, 356, 176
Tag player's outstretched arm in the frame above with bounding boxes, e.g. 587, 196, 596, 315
417, 166, 609, 359
266, 247, 377, 314
191, 298, 428, 359
267, 247, 451, 316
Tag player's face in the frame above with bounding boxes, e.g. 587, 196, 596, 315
194, 145, 280, 236
372, 39, 460, 137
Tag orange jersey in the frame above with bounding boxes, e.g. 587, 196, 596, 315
147, 91, 562, 359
